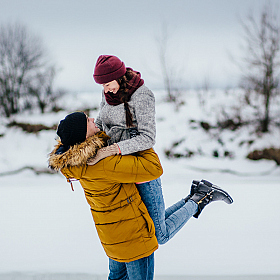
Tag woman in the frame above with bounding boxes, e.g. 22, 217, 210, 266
91, 55, 233, 245
48, 112, 163, 280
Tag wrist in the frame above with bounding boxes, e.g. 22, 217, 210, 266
116, 144, 121, 154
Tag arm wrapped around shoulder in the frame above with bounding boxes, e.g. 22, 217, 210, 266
87, 143, 120, 165
101, 148, 163, 183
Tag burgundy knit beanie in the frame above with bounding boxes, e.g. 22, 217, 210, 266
93, 55, 126, 84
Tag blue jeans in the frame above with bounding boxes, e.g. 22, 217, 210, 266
137, 178, 198, 245
108, 253, 154, 280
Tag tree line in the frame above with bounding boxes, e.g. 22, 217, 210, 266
1, 3, 280, 135
157, 3, 280, 134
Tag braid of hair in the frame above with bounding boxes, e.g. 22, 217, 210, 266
123, 101, 133, 127
117, 69, 134, 127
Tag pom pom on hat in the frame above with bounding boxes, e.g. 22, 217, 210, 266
57, 112, 87, 147
93, 55, 126, 84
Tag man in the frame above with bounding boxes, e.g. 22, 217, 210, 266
48, 111, 162, 280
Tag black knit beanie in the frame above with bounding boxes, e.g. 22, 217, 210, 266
57, 112, 87, 147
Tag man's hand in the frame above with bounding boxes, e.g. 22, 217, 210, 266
87, 143, 120, 165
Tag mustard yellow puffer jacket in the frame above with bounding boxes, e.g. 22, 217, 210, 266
49, 132, 163, 262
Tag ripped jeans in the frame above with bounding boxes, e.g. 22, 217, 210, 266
137, 178, 198, 245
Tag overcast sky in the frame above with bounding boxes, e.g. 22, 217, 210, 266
0, 0, 276, 92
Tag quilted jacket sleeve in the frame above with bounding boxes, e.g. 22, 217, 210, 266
101, 148, 163, 183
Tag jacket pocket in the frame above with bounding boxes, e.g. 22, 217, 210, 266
138, 201, 155, 236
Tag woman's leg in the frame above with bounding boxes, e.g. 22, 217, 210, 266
137, 178, 198, 245
164, 199, 185, 219
126, 253, 154, 280
108, 258, 128, 280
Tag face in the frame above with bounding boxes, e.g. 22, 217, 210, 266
86, 117, 100, 138
102, 80, 120, 94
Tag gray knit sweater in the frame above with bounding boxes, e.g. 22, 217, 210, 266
95, 85, 156, 155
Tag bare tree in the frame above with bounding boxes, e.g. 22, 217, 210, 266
27, 66, 65, 113
0, 22, 60, 117
239, 2, 280, 132
155, 22, 184, 106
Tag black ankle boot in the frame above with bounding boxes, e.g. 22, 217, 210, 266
201, 179, 215, 188
190, 181, 233, 218
184, 180, 200, 202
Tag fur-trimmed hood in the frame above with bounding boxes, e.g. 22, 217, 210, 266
48, 131, 110, 171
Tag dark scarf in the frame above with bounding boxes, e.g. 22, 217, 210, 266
104, 68, 144, 106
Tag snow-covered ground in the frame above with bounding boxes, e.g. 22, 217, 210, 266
0, 90, 279, 279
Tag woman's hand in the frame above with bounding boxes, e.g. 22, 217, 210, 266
87, 143, 120, 165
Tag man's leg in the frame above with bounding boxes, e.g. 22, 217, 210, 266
126, 253, 154, 280
108, 258, 128, 280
